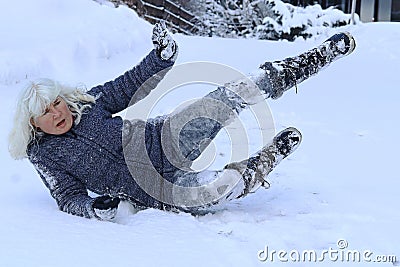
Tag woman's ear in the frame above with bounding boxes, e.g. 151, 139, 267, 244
30, 117, 36, 127
30, 118, 41, 131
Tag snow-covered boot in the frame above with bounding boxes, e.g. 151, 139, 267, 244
255, 32, 356, 99
225, 127, 302, 198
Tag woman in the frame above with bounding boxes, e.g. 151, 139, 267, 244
8, 22, 355, 220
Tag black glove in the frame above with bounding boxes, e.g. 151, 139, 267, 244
152, 20, 178, 61
93, 195, 120, 221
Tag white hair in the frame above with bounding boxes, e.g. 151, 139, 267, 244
8, 78, 96, 160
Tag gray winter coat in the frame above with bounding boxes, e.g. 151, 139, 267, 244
28, 50, 175, 218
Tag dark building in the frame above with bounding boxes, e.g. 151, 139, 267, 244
282, 0, 400, 22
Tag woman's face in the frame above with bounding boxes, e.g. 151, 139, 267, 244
32, 97, 73, 135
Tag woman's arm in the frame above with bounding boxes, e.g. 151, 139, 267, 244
30, 155, 118, 220
88, 22, 178, 114
89, 49, 175, 114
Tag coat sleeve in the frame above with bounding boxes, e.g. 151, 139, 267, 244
30, 154, 99, 219
88, 49, 174, 114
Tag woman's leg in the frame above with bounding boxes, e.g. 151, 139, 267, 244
162, 85, 252, 165
252, 32, 356, 99
171, 127, 302, 211
163, 32, 355, 167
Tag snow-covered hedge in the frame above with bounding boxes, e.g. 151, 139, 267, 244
255, 0, 358, 41
186, 0, 359, 41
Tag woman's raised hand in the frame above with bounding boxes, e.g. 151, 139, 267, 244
152, 20, 178, 61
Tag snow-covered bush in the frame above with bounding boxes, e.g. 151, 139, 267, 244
182, 0, 260, 38
184, 0, 359, 41
255, 0, 358, 41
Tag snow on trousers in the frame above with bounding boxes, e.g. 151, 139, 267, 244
122, 85, 251, 212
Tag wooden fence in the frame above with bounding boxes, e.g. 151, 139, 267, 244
109, 0, 201, 34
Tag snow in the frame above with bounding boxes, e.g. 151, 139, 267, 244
1, 0, 399, 266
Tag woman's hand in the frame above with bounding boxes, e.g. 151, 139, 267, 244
152, 21, 178, 61
92, 195, 120, 221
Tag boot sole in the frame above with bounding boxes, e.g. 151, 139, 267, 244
342, 32, 356, 56
273, 127, 302, 157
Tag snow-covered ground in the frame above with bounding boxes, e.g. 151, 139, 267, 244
1, 0, 399, 266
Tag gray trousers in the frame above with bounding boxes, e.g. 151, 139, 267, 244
124, 75, 270, 212
123, 79, 266, 212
